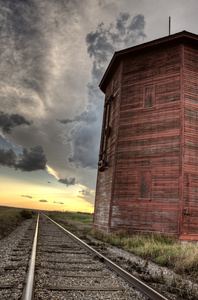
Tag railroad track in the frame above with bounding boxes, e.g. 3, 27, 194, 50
0, 213, 171, 299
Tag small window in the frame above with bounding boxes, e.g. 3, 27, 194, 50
139, 171, 151, 199
144, 85, 155, 108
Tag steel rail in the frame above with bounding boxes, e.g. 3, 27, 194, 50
22, 213, 40, 300
43, 213, 170, 300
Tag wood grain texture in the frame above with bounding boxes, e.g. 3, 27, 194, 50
182, 44, 198, 236
94, 34, 198, 240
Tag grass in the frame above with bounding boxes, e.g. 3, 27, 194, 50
45, 211, 198, 279
47, 211, 93, 224
90, 229, 198, 277
0, 206, 35, 239
47, 211, 93, 234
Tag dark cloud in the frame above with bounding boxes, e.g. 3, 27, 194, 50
79, 190, 90, 196
57, 108, 97, 125
54, 201, 64, 205
0, 112, 31, 133
65, 13, 146, 169
16, 146, 47, 171
58, 177, 76, 186
39, 199, 48, 202
58, 118, 73, 125
86, 23, 115, 66
116, 12, 130, 35
0, 146, 47, 171
116, 13, 146, 40
21, 195, 33, 199
86, 13, 146, 79
129, 14, 146, 31
0, 148, 16, 167
68, 122, 100, 168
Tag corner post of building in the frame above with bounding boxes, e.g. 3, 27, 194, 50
107, 62, 123, 232
178, 43, 185, 236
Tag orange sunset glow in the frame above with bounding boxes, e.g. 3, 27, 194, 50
0, 168, 94, 213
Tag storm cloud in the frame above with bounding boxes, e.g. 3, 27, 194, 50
0, 1, 147, 199
0, 146, 47, 172
79, 190, 90, 196
65, 13, 146, 169
0, 148, 16, 167
58, 177, 76, 186
0, 112, 31, 133
86, 13, 146, 77
0, 0, 97, 189
58, 108, 97, 125
16, 146, 47, 172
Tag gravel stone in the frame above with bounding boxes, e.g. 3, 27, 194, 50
0, 217, 37, 299
34, 215, 147, 299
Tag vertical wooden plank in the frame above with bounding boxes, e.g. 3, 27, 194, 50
108, 62, 123, 230
178, 44, 185, 235
94, 64, 122, 232
181, 43, 198, 238
188, 174, 191, 215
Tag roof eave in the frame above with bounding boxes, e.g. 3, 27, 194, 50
99, 30, 198, 93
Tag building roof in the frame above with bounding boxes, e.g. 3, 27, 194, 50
99, 30, 198, 93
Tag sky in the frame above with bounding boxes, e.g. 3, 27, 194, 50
0, 0, 198, 213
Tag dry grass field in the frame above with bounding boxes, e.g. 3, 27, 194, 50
0, 206, 34, 239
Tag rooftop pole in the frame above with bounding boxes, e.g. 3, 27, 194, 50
169, 16, 171, 35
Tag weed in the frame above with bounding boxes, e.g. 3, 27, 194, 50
156, 256, 167, 266
19, 210, 33, 219
82, 227, 92, 234
89, 228, 198, 280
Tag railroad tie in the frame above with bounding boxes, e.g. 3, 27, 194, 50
44, 285, 124, 291
0, 283, 14, 289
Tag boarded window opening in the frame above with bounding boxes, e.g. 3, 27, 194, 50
98, 95, 112, 172
140, 172, 151, 199
144, 85, 155, 108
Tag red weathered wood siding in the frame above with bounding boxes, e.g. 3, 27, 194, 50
181, 43, 198, 238
94, 32, 198, 239
109, 45, 181, 235
93, 64, 122, 232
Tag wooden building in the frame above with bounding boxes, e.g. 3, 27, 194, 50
93, 31, 198, 241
